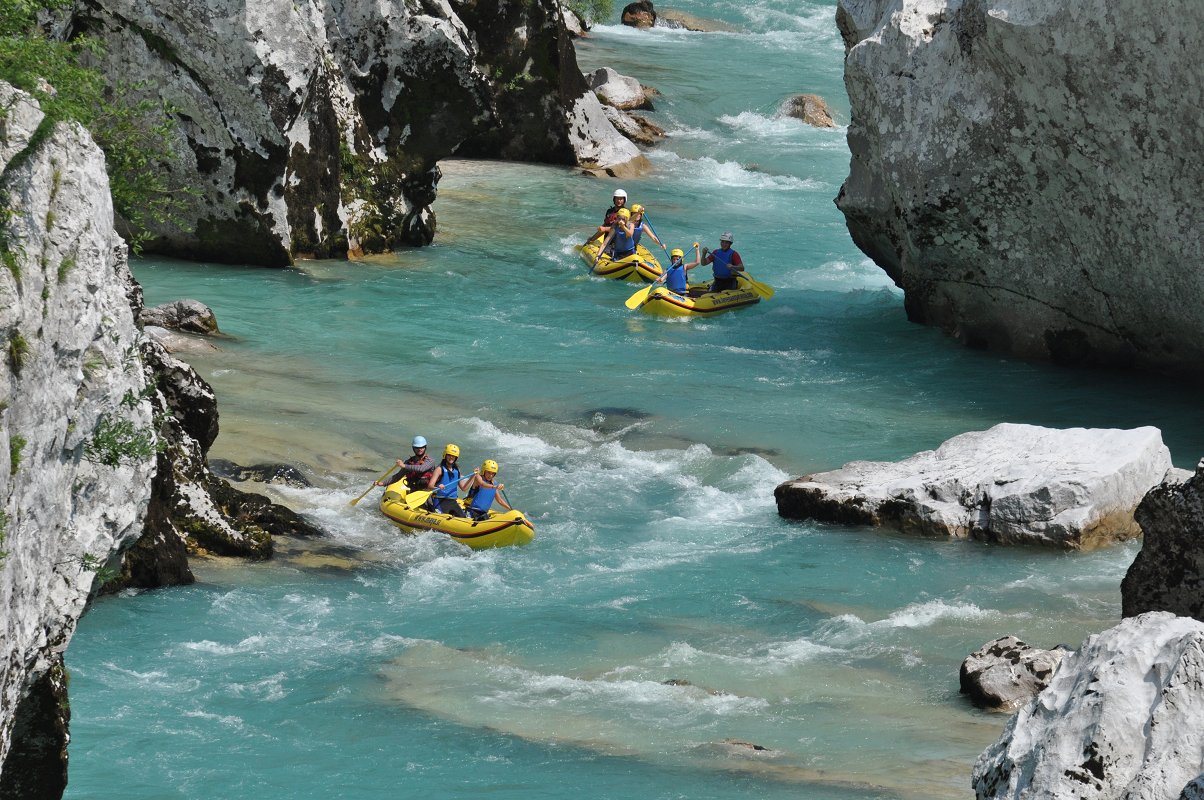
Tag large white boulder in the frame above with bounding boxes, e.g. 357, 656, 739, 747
774, 423, 1174, 549
835, 0, 1204, 373
973, 612, 1204, 799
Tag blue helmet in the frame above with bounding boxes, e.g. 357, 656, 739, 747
412, 435, 427, 448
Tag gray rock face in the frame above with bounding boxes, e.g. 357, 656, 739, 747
960, 635, 1070, 712
1122, 462, 1204, 622
72, 0, 640, 264
774, 423, 1173, 549
835, 0, 1204, 372
973, 612, 1204, 800
0, 83, 157, 780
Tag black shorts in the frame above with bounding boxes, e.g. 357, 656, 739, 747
427, 496, 468, 517
710, 276, 738, 292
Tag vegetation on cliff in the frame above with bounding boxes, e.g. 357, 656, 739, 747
0, 0, 189, 250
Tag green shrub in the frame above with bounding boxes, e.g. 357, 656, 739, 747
9, 434, 26, 473
7, 331, 28, 372
0, 1, 193, 251
83, 414, 158, 467
567, 0, 613, 23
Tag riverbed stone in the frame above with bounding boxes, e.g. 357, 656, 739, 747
587, 67, 655, 111
139, 299, 219, 335
835, 0, 1204, 373
780, 94, 836, 128
774, 423, 1173, 549
973, 612, 1204, 799
657, 9, 737, 32
622, 1, 657, 28
960, 636, 1070, 712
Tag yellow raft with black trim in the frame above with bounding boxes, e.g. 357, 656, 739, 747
634, 281, 761, 316
578, 241, 663, 282
378, 479, 535, 550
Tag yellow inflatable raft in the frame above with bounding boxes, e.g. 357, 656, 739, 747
634, 282, 761, 316
378, 480, 535, 550
578, 241, 663, 282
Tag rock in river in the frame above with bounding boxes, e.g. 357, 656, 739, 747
775, 423, 1174, 549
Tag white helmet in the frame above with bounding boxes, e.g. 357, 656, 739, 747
719, 232, 734, 243
412, 435, 427, 447
613, 189, 628, 200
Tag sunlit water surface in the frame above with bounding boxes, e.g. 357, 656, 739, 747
66, 3, 1202, 798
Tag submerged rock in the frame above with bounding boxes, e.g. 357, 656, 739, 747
835, 0, 1204, 373
657, 9, 737, 32
774, 423, 1173, 549
960, 636, 1071, 712
210, 459, 311, 488
973, 612, 1204, 799
779, 94, 836, 128
1122, 462, 1204, 622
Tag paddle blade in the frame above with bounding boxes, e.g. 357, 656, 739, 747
404, 490, 433, 510
739, 273, 775, 299
349, 464, 398, 506
625, 286, 653, 309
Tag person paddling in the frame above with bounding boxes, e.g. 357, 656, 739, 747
595, 207, 637, 262
375, 435, 436, 490
629, 204, 663, 251
584, 189, 628, 246
700, 232, 745, 292
662, 244, 701, 293
463, 460, 513, 520
426, 443, 470, 517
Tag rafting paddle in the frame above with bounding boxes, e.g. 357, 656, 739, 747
349, 463, 398, 507
737, 272, 776, 299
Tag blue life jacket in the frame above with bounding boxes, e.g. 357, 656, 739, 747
467, 484, 497, 512
709, 247, 737, 278
665, 261, 687, 292
632, 221, 645, 245
612, 225, 636, 255
435, 462, 460, 498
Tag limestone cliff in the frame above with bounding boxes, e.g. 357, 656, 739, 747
68, 0, 640, 265
0, 82, 157, 788
0, 82, 322, 795
836, 0, 1204, 372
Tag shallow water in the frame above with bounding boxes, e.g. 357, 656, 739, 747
66, 2, 1202, 799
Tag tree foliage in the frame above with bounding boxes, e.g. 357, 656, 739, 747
566, 0, 614, 25
0, 0, 191, 251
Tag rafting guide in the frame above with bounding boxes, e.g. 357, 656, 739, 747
701, 232, 745, 292
374, 435, 435, 490
583, 188, 628, 247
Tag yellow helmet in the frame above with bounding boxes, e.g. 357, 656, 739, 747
631, 203, 644, 214
670, 248, 684, 258
443, 443, 460, 458
482, 459, 499, 474
617, 208, 631, 219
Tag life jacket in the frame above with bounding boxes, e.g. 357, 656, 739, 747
603, 205, 620, 225
632, 221, 645, 245
612, 224, 636, 256
710, 247, 737, 278
665, 261, 687, 292
404, 455, 434, 488
434, 461, 460, 498
467, 482, 498, 512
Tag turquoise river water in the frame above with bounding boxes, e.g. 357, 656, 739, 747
65, 3, 1203, 799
